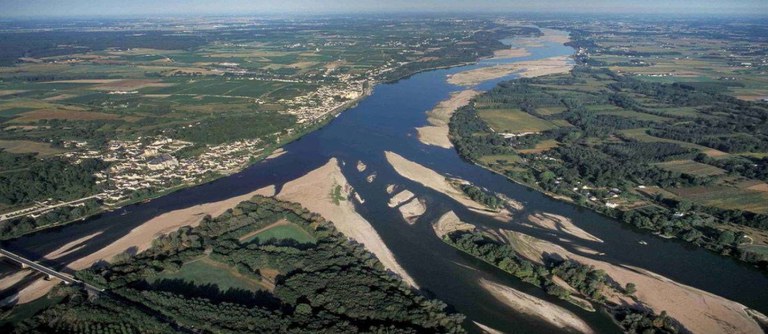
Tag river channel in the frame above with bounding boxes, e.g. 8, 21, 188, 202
6, 30, 768, 333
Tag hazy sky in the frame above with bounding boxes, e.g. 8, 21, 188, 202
2, 0, 766, 18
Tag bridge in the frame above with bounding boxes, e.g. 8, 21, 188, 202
0, 248, 103, 293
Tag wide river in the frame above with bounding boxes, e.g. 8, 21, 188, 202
7, 31, 768, 333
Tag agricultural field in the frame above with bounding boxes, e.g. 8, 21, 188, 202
559, 18, 768, 101
238, 220, 316, 244
669, 186, 768, 214
476, 108, 558, 134
149, 256, 267, 292
654, 160, 726, 177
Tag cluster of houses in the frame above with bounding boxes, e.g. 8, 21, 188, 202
282, 80, 366, 123
66, 136, 267, 205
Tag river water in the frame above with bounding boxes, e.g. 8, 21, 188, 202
7, 32, 768, 333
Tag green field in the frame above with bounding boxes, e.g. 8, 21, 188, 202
654, 160, 726, 176
477, 108, 558, 134
150, 257, 265, 292
241, 222, 316, 244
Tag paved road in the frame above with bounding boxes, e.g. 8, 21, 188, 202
0, 248, 103, 292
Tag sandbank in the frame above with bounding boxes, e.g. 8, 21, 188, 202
479, 279, 594, 334
448, 56, 573, 87
416, 89, 479, 148
276, 158, 417, 287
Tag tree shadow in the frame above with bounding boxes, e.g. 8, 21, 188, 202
135, 278, 281, 309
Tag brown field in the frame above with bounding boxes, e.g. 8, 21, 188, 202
12, 109, 123, 122
43, 94, 78, 101
654, 160, 726, 176
47, 79, 121, 84
0, 90, 28, 97
90, 79, 175, 91
0, 140, 64, 156
669, 185, 768, 214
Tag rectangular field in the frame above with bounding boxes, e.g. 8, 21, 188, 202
0, 140, 64, 156
669, 186, 768, 214
654, 160, 726, 176
477, 108, 558, 134
150, 257, 266, 292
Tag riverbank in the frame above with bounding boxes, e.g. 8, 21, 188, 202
416, 89, 479, 148
479, 279, 595, 334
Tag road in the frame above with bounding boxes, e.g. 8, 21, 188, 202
0, 248, 103, 293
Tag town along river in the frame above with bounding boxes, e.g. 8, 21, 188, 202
7, 32, 768, 333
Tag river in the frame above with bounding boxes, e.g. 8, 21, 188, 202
6, 31, 768, 333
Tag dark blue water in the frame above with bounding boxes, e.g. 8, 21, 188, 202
6, 36, 768, 333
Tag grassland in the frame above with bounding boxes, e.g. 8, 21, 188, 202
239, 220, 316, 244
150, 256, 266, 292
477, 108, 558, 134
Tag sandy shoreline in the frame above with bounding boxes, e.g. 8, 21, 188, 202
448, 56, 573, 87
64, 185, 276, 270
502, 229, 764, 334
526, 213, 604, 243
492, 47, 531, 59
416, 89, 479, 148
3, 185, 276, 305
432, 211, 475, 238
479, 279, 594, 334
276, 158, 418, 287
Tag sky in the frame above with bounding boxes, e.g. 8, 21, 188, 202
1, 0, 766, 18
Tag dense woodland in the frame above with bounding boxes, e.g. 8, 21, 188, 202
0, 151, 107, 206
449, 66, 768, 269
11, 196, 465, 333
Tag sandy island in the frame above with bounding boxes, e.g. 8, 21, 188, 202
397, 197, 426, 224
389, 189, 415, 207
416, 89, 479, 148
479, 279, 594, 334
448, 56, 574, 87
526, 213, 603, 243
385, 151, 512, 221
502, 230, 764, 334
473, 322, 505, 334
492, 47, 531, 59
432, 211, 475, 238
276, 158, 417, 287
